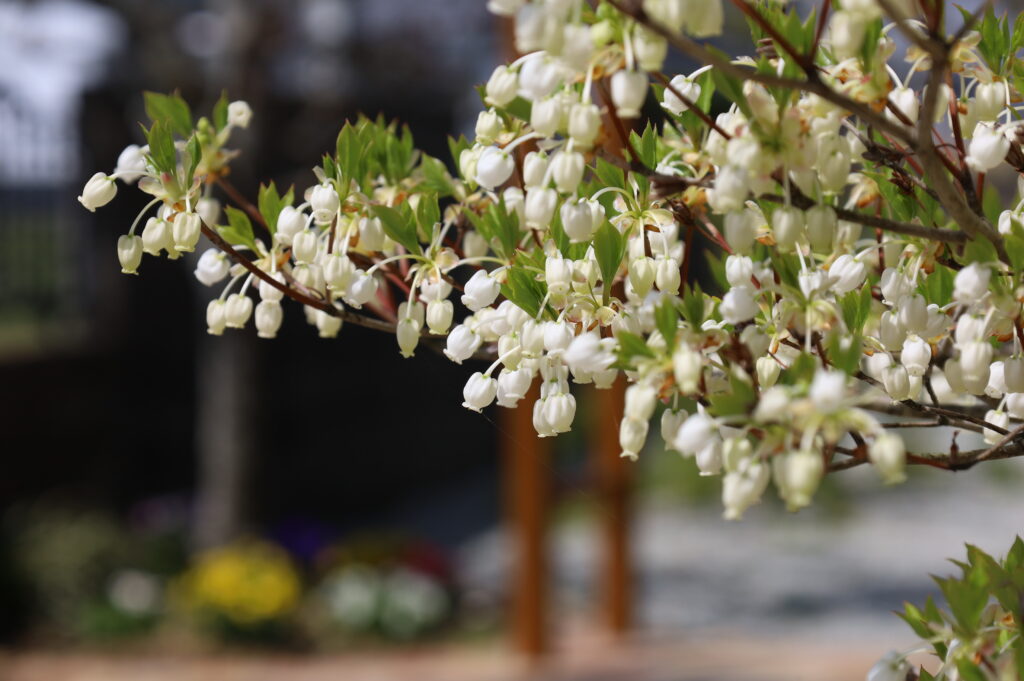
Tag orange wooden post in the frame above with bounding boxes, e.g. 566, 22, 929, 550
593, 376, 632, 634
501, 380, 550, 657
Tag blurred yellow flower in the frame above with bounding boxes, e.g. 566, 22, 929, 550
183, 541, 301, 626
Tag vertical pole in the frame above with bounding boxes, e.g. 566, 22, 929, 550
593, 376, 632, 634
501, 380, 549, 658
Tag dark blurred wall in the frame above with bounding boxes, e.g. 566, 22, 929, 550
0, 0, 503, 550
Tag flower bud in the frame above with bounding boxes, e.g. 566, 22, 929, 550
869, 434, 906, 485
882, 363, 911, 401
291, 229, 319, 264
462, 270, 501, 311
485, 65, 518, 107
661, 74, 701, 116
610, 70, 648, 119
310, 183, 340, 225
275, 206, 305, 246
619, 417, 649, 460
806, 205, 837, 253
756, 355, 781, 387
498, 366, 533, 404
524, 187, 557, 227
568, 103, 601, 148
462, 372, 498, 412
829, 11, 867, 61
172, 212, 202, 252
773, 449, 823, 512
901, 335, 931, 377
674, 412, 715, 454
544, 392, 576, 433
141, 217, 173, 256
707, 165, 749, 213
953, 262, 990, 304
115, 144, 147, 184
523, 152, 549, 188
673, 345, 702, 393
655, 257, 681, 294
77, 172, 117, 212
345, 271, 378, 308
227, 100, 252, 128
722, 458, 769, 520
444, 324, 482, 364
974, 81, 1006, 122
324, 253, 355, 291
195, 249, 230, 286
720, 286, 759, 324
551, 151, 584, 194
426, 299, 454, 335
476, 146, 515, 190
561, 199, 597, 242
358, 216, 385, 252
397, 316, 422, 358
206, 299, 227, 335
628, 256, 656, 298
723, 210, 756, 253
224, 293, 253, 328
117, 234, 143, 274
531, 96, 565, 138
772, 206, 805, 252
1008, 393, 1024, 420
255, 300, 283, 338
1004, 357, 1024, 393
316, 309, 342, 338
983, 409, 1009, 445
661, 408, 687, 451
475, 109, 503, 144
960, 341, 993, 385
966, 123, 1009, 173
625, 384, 658, 422
828, 254, 867, 295
898, 294, 928, 334
886, 87, 918, 124
685, 0, 723, 37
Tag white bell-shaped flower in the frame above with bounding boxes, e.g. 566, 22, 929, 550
77, 172, 117, 212
206, 299, 227, 336
117, 235, 143, 275
195, 248, 230, 286
224, 293, 253, 328
610, 70, 648, 118
463, 372, 497, 412
475, 146, 515, 190
255, 300, 283, 339
172, 212, 202, 252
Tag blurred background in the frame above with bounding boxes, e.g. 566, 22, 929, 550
0, 1, 1022, 679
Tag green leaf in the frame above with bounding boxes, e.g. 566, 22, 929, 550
141, 120, 176, 176
593, 157, 626, 192
709, 52, 752, 118
593, 221, 626, 300
212, 91, 229, 131
628, 123, 657, 168
681, 282, 706, 327
419, 154, 456, 197
960, 236, 999, 265
898, 602, 935, 640
371, 204, 421, 255
826, 332, 862, 376
448, 134, 471, 171
617, 331, 655, 361
920, 265, 954, 306
1006, 233, 1024, 272
708, 370, 756, 417
416, 192, 441, 235
500, 263, 548, 319
144, 91, 193, 138
185, 134, 202, 182
219, 206, 257, 251
257, 182, 293, 236
955, 659, 987, 681
655, 297, 679, 348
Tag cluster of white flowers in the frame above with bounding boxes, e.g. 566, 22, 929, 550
81, 1, 1024, 528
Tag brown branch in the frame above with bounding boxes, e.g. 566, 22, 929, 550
759, 194, 967, 243
605, 0, 915, 145
652, 72, 731, 139
199, 220, 397, 334
214, 176, 267, 230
